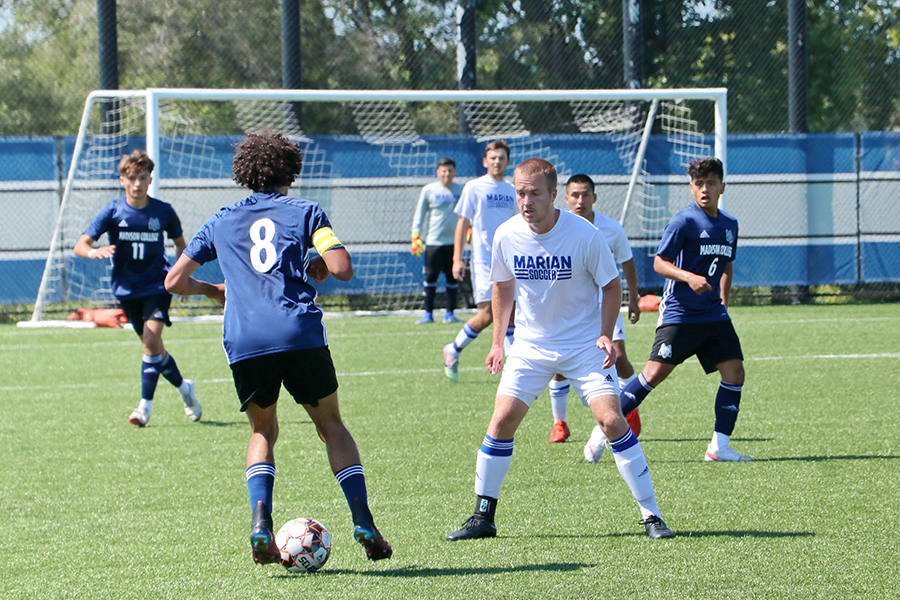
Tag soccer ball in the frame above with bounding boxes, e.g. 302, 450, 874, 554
275, 517, 332, 573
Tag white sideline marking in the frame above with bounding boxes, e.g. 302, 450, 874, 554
1, 354, 898, 393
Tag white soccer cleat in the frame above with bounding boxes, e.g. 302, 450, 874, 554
442, 343, 459, 383
180, 379, 202, 421
705, 444, 753, 462
584, 424, 608, 463
128, 405, 150, 427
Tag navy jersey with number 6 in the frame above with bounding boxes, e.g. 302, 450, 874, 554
185, 191, 341, 364
83, 196, 183, 300
656, 202, 738, 325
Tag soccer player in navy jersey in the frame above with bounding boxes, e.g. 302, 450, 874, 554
165, 131, 392, 565
74, 150, 201, 427
618, 157, 753, 462
446, 158, 673, 542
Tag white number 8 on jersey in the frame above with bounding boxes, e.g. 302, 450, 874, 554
250, 218, 277, 272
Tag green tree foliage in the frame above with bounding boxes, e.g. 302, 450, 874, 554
0, 0, 899, 135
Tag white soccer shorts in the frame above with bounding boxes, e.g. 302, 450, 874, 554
496, 340, 619, 406
471, 260, 493, 305
613, 312, 626, 342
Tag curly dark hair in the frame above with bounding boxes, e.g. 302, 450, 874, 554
687, 157, 724, 182
118, 150, 154, 177
232, 131, 303, 191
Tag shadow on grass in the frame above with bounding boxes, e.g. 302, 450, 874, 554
599, 530, 815, 539
273, 562, 589, 578
760, 454, 900, 462
643, 437, 773, 443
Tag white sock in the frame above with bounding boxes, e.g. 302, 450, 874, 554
138, 398, 152, 416
474, 436, 514, 499
453, 323, 478, 353
549, 378, 569, 422
610, 432, 660, 520
177, 379, 191, 395
711, 431, 730, 451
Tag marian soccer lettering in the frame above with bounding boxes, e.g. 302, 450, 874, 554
513, 254, 572, 281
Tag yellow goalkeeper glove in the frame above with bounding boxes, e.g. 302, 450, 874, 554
411, 234, 425, 257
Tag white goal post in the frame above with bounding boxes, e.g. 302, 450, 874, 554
27, 87, 726, 323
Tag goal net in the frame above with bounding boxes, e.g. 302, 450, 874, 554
28, 88, 725, 322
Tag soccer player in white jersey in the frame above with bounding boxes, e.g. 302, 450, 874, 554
74, 150, 201, 427
411, 157, 464, 324
618, 157, 753, 462
446, 158, 674, 541
546, 174, 644, 447
165, 132, 392, 565
442, 140, 518, 382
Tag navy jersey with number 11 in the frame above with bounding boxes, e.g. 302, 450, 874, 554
185, 191, 343, 364
83, 196, 183, 300
656, 202, 738, 326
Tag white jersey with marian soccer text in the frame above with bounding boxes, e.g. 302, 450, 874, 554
454, 174, 517, 266
491, 210, 619, 348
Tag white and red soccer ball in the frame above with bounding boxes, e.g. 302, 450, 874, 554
275, 517, 332, 573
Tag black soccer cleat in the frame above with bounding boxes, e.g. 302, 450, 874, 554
446, 515, 497, 541
353, 524, 393, 561
250, 501, 281, 564
641, 515, 676, 539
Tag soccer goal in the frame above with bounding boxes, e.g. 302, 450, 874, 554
27, 87, 725, 323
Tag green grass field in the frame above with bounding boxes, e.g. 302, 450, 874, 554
1, 304, 898, 599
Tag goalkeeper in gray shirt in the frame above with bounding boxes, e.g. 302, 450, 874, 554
411, 157, 464, 324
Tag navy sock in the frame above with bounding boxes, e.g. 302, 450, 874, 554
158, 353, 184, 388
246, 462, 275, 512
423, 283, 437, 313
335, 464, 373, 527
714, 382, 742, 436
446, 283, 459, 312
620, 373, 654, 414
141, 354, 162, 400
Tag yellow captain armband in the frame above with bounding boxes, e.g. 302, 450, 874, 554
312, 227, 342, 254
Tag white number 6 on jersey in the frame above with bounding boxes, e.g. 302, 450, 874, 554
249, 218, 277, 272
708, 257, 719, 278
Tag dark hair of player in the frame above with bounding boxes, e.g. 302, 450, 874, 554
514, 157, 557, 191
437, 157, 456, 168
232, 131, 303, 192
118, 150, 154, 177
485, 139, 511, 160
687, 157, 724, 182
566, 173, 595, 194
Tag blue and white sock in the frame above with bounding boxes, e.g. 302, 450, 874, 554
549, 378, 570, 422
247, 462, 276, 512
158, 352, 185, 388
452, 323, 479, 353
335, 464, 374, 527
474, 435, 514, 499
713, 381, 742, 441
609, 429, 660, 520
620, 372, 654, 415
141, 353, 163, 400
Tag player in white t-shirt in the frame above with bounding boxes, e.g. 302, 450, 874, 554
445, 158, 673, 542
545, 175, 644, 455
442, 140, 518, 382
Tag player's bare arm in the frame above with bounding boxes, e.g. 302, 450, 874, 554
451, 215, 470, 281
320, 247, 354, 282
173, 235, 187, 261
165, 254, 226, 305
486, 278, 515, 375
720, 261, 733, 307
598, 276, 621, 369
621, 257, 641, 324
73, 234, 115, 259
654, 254, 712, 294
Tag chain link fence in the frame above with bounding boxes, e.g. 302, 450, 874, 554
1, 1, 899, 318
